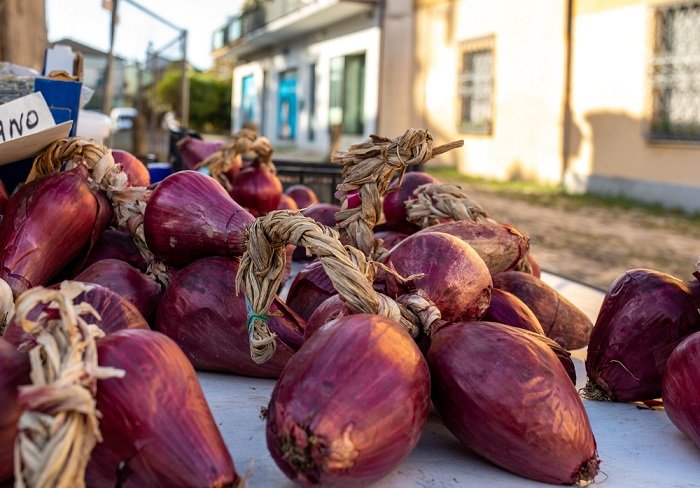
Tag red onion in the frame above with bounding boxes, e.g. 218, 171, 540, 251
585, 269, 700, 401
428, 321, 598, 484
82, 228, 148, 272
266, 314, 430, 485
3, 282, 149, 348
374, 230, 407, 251
86, 329, 241, 487
74, 259, 162, 325
277, 193, 299, 210
177, 136, 223, 169
144, 170, 255, 266
0, 180, 8, 215
301, 203, 340, 227
0, 338, 29, 483
0, 167, 111, 297
493, 270, 593, 350
285, 260, 336, 321
384, 232, 492, 322
383, 172, 438, 228
483, 288, 544, 334
285, 184, 319, 209
111, 149, 150, 187
304, 294, 345, 340
156, 256, 304, 377
416, 220, 529, 275
663, 331, 700, 449
230, 160, 283, 216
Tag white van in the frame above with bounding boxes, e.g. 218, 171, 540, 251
110, 107, 138, 132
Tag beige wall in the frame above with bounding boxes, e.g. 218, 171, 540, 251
567, 0, 700, 201
413, 0, 568, 182
0, 0, 47, 71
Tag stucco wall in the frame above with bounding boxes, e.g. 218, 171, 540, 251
567, 0, 700, 210
414, 0, 568, 182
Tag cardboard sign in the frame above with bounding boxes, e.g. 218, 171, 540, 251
0, 92, 55, 143
0, 92, 72, 166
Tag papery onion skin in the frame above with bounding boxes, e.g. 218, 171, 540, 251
493, 271, 592, 350
267, 314, 430, 486
230, 160, 283, 216
586, 269, 700, 402
111, 149, 150, 187
0, 167, 109, 297
304, 294, 346, 341
277, 193, 299, 211
0, 180, 8, 215
86, 329, 241, 487
74, 259, 162, 325
144, 170, 255, 266
383, 172, 438, 227
429, 321, 598, 485
285, 260, 336, 321
285, 184, 319, 209
82, 228, 148, 272
3, 283, 149, 348
663, 331, 700, 449
0, 339, 30, 483
483, 288, 544, 335
156, 256, 304, 377
177, 136, 223, 169
374, 230, 407, 251
301, 203, 339, 227
384, 232, 492, 322
416, 221, 529, 276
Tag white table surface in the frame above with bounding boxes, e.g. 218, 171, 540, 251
197, 270, 700, 487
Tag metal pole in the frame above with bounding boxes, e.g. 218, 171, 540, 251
102, 0, 119, 114
179, 30, 190, 128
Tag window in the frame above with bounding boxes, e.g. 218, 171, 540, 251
458, 37, 494, 134
649, 3, 700, 141
278, 69, 297, 140
329, 53, 365, 135
240, 74, 256, 129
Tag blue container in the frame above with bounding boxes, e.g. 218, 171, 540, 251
148, 162, 172, 184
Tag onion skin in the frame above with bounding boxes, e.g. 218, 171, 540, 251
416, 221, 529, 276
0, 339, 30, 483
156, 256, 304, 377
301, 203, 339, 227
230, 160, 283, 216
112, 149, 150, 187
374, 230, 407, 251
304, 294, 346, 341
177, 136, 223, 169
144, 170, 255, 266
74, 259, 162, 325
285, 184, 319, 209
0, 167, 110, 297
663, 331, 700, 449
86, 329, 241, 487
3, 283, 149, 348
0, 180, 8, 215
277, 193, 299, 211
493, 271, 593, 350
267, 314, 430, 486
82, 228, 148, 272
384, 232, 492, 322
429, 321, 598, 485
383, 172, 438, 227
285, 260, 336, 321
483, 288, 544, 334
585, 269, 700, 402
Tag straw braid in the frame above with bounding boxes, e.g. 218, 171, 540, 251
405, 183, 495, 228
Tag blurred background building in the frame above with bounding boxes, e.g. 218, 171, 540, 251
213, 0, 700, 211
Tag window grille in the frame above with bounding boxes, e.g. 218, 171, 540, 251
649, 2, 700, 141
458, 37, 495, 134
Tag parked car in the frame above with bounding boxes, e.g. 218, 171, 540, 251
77, 110, 112, 144
110, 107, 138, 132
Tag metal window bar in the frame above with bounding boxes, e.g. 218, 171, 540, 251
649, 2, 700, 141
458, 48, 493, 132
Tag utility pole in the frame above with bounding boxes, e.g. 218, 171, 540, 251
179, 30, 190, 128
102, 0, 119, 115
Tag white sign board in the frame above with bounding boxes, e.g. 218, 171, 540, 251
0, 92, 72, 166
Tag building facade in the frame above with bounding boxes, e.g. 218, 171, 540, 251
214, 0, 700, 211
